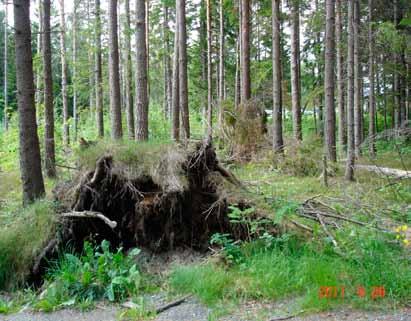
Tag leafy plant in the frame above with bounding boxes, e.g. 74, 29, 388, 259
210, 233, 244, 265
36, 240, 141, 311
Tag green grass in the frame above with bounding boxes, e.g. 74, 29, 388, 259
170, 233, 411, 311
0, 200, 56, 289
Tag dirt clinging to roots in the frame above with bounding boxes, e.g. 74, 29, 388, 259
54, 142, 251, 253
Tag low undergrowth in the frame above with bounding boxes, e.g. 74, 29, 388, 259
170, 232, 411, 311
34, 240, 142, 312
0, 200, 56, 289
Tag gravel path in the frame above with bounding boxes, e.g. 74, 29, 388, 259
0, 301, 409, 321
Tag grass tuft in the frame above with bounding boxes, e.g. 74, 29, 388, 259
0, 200, 56, 289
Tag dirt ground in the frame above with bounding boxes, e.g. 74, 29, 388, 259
0, 299, 409, 321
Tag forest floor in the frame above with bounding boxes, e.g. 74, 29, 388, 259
0, 132, 410, 321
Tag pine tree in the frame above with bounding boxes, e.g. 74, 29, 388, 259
14, 0, 45, 203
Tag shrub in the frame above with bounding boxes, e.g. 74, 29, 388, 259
36, 241, 141, 310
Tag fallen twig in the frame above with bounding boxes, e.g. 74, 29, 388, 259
55, 163, 79, 170
316, 212, 339, 249
269, 310, 304, 321
155, 295, 191, 314
289, 219, 313, 233
60, 211, 117, 229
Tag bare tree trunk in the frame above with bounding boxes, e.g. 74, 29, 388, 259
124, 0, 134, 139
314, 0, 323, 137
95, 0, 104, 137
400, 53, 407, 126
177, 0, 190, 139
35, 0, 42, 107
345, 0, 355, 181
217, 0, 224, 132
407, 61, 410, 121
59, 0, 70, 146
368, 0, 376, 157
87, 0, 94, 117
108, 0, 123, 139
393, 0, 400, 128
146, 0, 150, 98
171, 14, 180, 141
72, 1, 78, 142
14, 0, 45, 204
163, 3, 171, 120
382, 56, 388, 131
43, 0, 56, 178
353, 0, 361, 157
290, 0, 302, 141
272, 0, 283, 153
206, 0, 212, 139
234, 37, 240, 108
199, 0, 207, 127
375, 56, 380, 133
3, 1, 8, 130
324, 0, 336, 162
240, 0, 250, 102
135, 0, 149, 140
336, 0, 346, 151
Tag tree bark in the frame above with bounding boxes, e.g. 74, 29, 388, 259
324, 0, 336, 162
336, 0, 346, 151
3, 1, 8, 130
290, 0, 302, 141
217, 0, 224, 132
72, 0, 78, 142
35, 0, 42, 107
206, 0, 212, 140
42, 0, 56, 178
272, 0, 283, 153
95, 0, 104, 137
177, 0, 190, 140
14, 0, 45, 203
345, 0, 355, 181
353, 0, 361, 157
199, 0, 207, 127
171, 11, 180, 141
87, 0, 94, 118
124, 0, 134, 139
234, 36, 240, 108
146, 0, 150, 98
240, 0, 250, 102
59, 0, 70, 146
163, 3, 172, 120
393, 0, 400, 128
135, 0, 149, 141
109, 0, 123, 139
368, 0, 376, 157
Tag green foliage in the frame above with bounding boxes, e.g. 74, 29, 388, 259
171, 233, 411, 310
210, 233, 244, 265
35, 241, 141, 311
0, 200, 56, 289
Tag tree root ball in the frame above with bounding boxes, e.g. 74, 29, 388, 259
54, 142, 252, 253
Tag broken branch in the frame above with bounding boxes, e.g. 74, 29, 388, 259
60, 211, 117, 229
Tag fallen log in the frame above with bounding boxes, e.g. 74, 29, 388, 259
355, 164, 411, 179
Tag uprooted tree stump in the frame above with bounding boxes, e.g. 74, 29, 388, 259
32, 142, 273, 282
